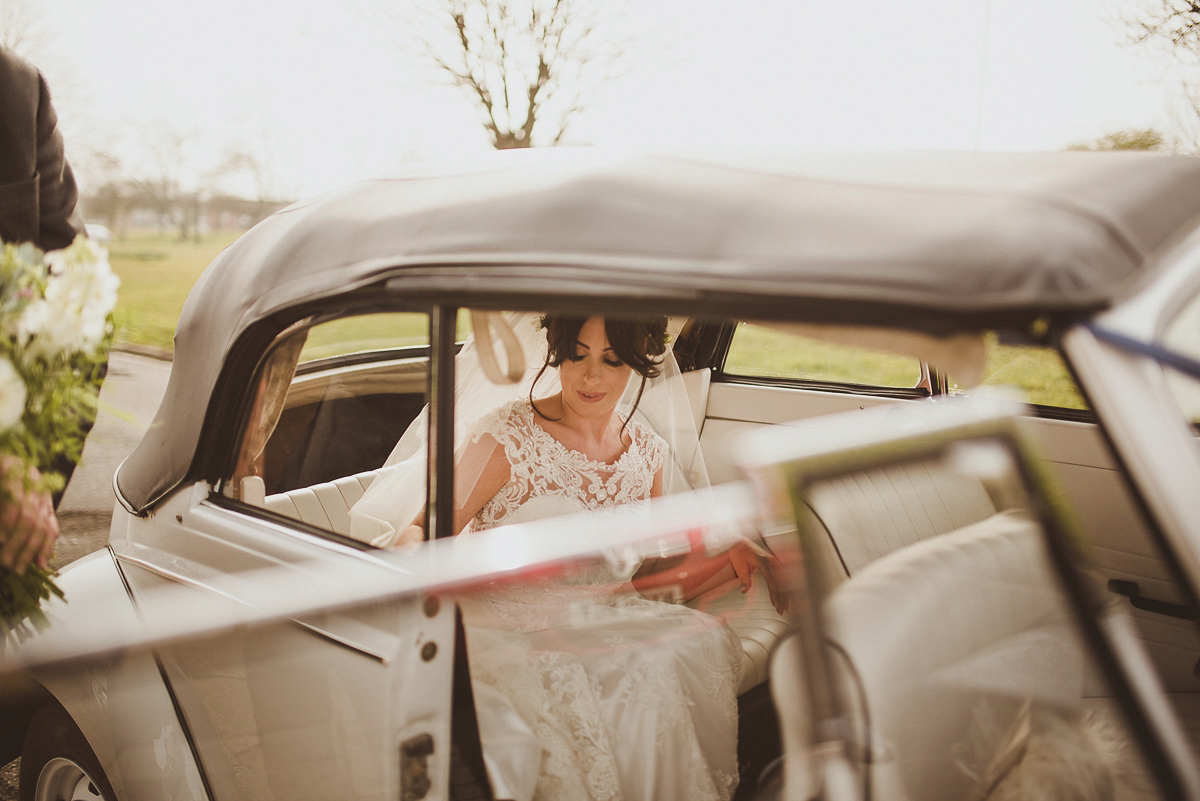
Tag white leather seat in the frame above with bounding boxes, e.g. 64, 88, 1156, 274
791, 511, 1096, 801
808, 458, 998, 577
689, 577, 789, 694
264, 471, 376, 533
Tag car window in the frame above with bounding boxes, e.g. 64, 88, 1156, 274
297, 311, 470, 365
972, 334, 1088, 410
722, 322, 922, 388
228, 312, 431, 530
351, 311, 707, 544
229, 310, 704, 544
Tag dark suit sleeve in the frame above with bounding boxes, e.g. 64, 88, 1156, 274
0, 50, 81, 251
32, 70, 81, 251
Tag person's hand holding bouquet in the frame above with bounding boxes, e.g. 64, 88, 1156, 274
0, 236, 118, 643
0, 458, 58, 574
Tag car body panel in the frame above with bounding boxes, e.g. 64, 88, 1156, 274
107, 479, 457, 801
20, 549, 207, 801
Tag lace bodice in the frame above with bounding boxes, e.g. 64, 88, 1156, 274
468, 400, 667, 532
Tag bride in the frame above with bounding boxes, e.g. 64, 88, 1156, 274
352, 312, 780, 801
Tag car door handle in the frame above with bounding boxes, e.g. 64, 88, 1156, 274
1108, 579, 1199, 621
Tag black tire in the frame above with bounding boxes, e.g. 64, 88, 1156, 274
18, 702, 116, 801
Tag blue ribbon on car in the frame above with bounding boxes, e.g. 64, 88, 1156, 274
1085, 323, 1200, 382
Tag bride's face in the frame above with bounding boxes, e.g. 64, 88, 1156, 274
558, 316, 634, 420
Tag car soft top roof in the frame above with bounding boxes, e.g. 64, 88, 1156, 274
116, 148, 1200, 512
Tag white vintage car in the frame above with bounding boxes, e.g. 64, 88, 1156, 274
5, 149, 1200, 801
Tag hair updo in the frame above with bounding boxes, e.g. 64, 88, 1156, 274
531, 315, 670, 422
541, 315, 668, 377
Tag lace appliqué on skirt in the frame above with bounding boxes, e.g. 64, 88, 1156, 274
460, 401, 741, 801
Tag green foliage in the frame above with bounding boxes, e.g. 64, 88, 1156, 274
299, 311, 473, 363
1, 563, 64, 641
980, 335, 1087, 410
0, 349, 107, 491
723, 323, 1086, 410
1068, 128, 1165, 151
724, 323, 920, 387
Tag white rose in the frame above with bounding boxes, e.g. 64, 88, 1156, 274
15, 299, 51, 352
44, 234, 108, 278
0, 357, 27, 431
23, 235, 120, 358
13, 242, 42, 269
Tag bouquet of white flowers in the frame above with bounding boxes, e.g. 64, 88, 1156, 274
0, 234, 119, 642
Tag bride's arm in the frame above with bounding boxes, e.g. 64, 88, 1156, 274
453, 437, 510, 534
399, 435, 511, 542
633, 541, 785, 612
632, 550, 732, 598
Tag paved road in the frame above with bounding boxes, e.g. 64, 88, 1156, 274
52, 350, 173, 566
0, 349, 171, 799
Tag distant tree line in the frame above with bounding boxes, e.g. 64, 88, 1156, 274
81, 182, 289, 243
1068, 128, 1166, 151
77, 131, 292, 242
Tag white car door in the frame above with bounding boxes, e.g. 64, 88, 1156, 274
114, 490, 456, 801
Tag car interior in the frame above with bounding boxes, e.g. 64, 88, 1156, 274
224, 308, 1200, 800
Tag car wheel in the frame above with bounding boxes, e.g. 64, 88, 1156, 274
18, 703, 116, 801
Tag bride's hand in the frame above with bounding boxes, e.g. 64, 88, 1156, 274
398, 524, 425, 546
727, 541, 787, 614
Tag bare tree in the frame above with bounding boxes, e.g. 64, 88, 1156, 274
77, 148, 129, 235
127, 123, 205, 240
1128, 1, 1200, 59
0, 0, 49, 60
1121, 2, 1200, 151
415, 0, 629, 149
210, 144, 279, 205
1169, 82, 1200, 150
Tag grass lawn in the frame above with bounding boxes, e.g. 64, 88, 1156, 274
108, 230, 242, 352
726, 324, 1086, 410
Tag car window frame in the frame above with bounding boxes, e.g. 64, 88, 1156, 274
693, 318, 931, 401
196, 295, 439, 540
204, 305, 1103, 543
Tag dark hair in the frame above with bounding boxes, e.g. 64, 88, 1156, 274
531, 315, 669, 423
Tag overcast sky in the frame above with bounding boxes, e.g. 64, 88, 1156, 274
20, 0, 1195, 199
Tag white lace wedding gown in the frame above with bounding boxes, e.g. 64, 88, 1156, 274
459, 400, 743, 801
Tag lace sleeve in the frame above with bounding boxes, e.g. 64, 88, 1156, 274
633, 422, 668, 479
469, 401, 524, 462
